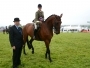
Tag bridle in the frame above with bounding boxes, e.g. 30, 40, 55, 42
53, 15, 59, 33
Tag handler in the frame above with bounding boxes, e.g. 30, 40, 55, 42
9, 18, 23, 68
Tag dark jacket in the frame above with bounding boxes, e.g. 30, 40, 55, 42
9, 25, 23, 48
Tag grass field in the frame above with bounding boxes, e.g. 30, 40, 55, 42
0, 32, 90, 68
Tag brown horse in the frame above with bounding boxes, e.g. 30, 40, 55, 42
23, 14, 63, 62
3, 29, 6, 34
2, 26, 10, 34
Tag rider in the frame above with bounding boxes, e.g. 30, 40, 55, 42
33, 4, 44, 39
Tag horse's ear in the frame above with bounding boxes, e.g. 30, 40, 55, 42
60, 13, 63, 18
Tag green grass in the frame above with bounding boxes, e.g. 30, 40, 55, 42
0, 32, 90, 68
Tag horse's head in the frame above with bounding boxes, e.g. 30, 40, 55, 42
45, 14, 63, 34
53, 14, 63, 34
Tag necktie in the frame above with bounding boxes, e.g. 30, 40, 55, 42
18, 27, 22, 34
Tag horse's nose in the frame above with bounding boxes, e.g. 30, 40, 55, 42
56, 31, 60, 34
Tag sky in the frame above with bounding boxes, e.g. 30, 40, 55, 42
0, 0, 90, 26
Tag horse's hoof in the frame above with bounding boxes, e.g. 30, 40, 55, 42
45, 57, 47, 59
49, 58, 52, 62
24, 53, 27, 55
32, 51, 34, 54
45, 56, 47, 59
45, 54, 47, 59
50, 60, 52, 62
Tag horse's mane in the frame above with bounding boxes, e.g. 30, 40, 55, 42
44, 14, 57, 22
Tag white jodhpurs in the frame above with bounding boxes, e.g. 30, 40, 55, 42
34, 23, 37, 29
33, 21, 41, 29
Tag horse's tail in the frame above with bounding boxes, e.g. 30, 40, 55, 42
26, 37, 32, 49
23, 25, 31, 49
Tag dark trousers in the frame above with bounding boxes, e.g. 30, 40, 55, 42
12, 47, 22, 67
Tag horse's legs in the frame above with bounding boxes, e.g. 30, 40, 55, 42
23, 44, 27, 55
23, 32, 28, 55
45, 50, 48, 59
47, 47, 52, 62
45, 40, 52, 62
29, 39, 34, 54
31, 45, 34, 54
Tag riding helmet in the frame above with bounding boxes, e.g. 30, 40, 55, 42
38, 4, 42, 8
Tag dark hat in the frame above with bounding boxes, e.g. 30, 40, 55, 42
38, 4, 42, 8
13, 17, 20, 22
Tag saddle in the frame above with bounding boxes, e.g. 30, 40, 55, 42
33, 22, 42, 40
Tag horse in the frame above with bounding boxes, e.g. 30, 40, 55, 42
23, 14, 63, 62
2, 26, 10, 34
3, 29, 6, 34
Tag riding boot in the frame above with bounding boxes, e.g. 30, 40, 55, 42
33, 29, 37, 39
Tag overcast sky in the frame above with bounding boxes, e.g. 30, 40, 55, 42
0, 0, 90, 26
